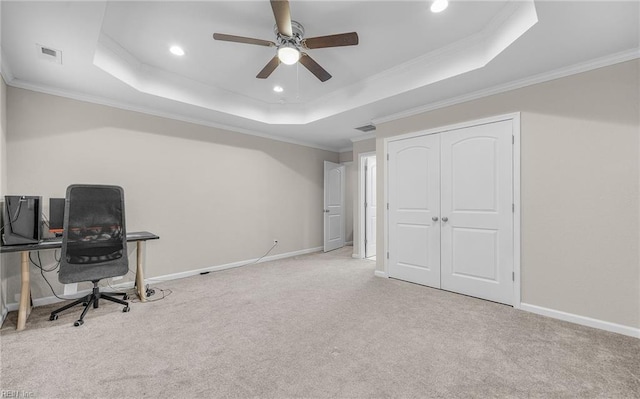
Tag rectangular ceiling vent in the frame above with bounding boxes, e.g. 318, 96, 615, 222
355, 124, 376, 133
36, 44, 62, 64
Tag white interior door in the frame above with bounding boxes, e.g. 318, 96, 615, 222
388, 135, 441, 288
440, 121, 514, 304
365, 156, 377, 258
324, 161, 345, 252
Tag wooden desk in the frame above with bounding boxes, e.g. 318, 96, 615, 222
0, 231, 159, 331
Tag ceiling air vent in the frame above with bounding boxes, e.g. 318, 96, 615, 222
355, 124, 376, 133
36, 44, 62, 64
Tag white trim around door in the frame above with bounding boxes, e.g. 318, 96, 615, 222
357, 151, 377, 259
383, 113, 521, 308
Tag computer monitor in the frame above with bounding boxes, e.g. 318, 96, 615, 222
49, 197, 65, 234
2, 195, 42, 245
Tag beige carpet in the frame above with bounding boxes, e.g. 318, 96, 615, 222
1, 247, 638, 398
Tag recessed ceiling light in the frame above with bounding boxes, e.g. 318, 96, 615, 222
273, 86, 284, 93
169, 45, 185, 56
431, 0, 448, 13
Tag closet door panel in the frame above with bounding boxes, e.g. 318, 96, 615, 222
388, 135, 441, 288
440, 120, 514, 305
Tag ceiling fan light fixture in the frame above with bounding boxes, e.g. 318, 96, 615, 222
430, 0, 448, 13
277, 44, 300, 65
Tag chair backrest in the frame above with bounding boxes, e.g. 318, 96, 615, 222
59, 184, 128, 284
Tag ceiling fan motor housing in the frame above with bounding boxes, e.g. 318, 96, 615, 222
275, 20, 305, 48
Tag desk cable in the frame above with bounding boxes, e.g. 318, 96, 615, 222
102, 267, 173, 303
41, 212, 51, 231
0, 199, 24, 236
29, 251, 69, 301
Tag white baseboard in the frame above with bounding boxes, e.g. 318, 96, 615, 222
374, 270, 388, 278
352, 254, 361, 259
520, 303, 640, 339
345, 241, 353, 246
1, 306, 8, 326
143, 246, 323, 283
4, 246, 323, 311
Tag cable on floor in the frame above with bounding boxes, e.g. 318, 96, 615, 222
252, 241, 278, 265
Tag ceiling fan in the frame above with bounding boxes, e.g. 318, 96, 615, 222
213, 0, 359, 82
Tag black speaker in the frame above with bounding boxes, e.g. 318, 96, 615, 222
49, 197, 65, 234
2, 195, 42, 245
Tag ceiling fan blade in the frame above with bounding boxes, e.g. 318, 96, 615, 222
256, 56, 281, 79
270, 0, 293, 37
299, 53, 331, 82
303, 32, 359, 49
213, 33, 275, 47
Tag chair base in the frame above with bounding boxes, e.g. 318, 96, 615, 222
50, 280, 130, 327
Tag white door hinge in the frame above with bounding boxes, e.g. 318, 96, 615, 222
387, 252, 389, 259
512, 272, 515, 281
387, 153, 389, 161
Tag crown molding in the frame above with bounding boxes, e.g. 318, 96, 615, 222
338, 146, 354, 153
6, 78, 341, 153
0, 47, 15, 84
372, 48, 640, 126
350, 133, 376, 143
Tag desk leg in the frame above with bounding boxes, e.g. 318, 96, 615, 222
17, 251, 32, 331
136, 241, 146, 302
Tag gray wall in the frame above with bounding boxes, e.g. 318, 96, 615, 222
376, 60, 640, 329
339, 151, 353, 163
4, 87, 339, 303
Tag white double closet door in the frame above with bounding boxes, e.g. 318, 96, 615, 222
388, 120, 514, 305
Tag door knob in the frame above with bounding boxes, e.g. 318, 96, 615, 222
324, 209, 330, 213
442, 217, 448, 222
432, 216, 439, 222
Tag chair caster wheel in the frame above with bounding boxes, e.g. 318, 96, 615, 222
123, 294, 129, 300
82, 302, 89, 307
123, 306, 130, 313
49, 314, 58, 321
74, 320, 84, 327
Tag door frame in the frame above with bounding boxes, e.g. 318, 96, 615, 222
357, 151, 377, 259
383, 113, 522, 308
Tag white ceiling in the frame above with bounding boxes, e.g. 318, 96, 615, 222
1, 1, 638, 151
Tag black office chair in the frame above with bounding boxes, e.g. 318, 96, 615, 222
49, 184, 130, 327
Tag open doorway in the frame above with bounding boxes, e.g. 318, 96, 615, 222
358, 152, 376, 259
